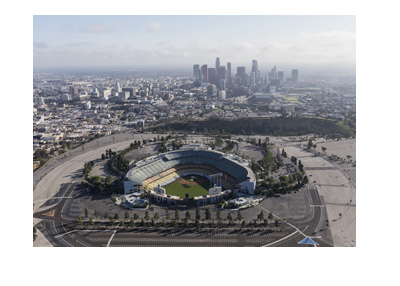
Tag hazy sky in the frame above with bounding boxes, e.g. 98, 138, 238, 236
33, 15, 356, 73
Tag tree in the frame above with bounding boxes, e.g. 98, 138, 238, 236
263, 219, 268, 228
185, 211, 191, 220
205, 208, 211, 221
173, 219, 178, 228
124, 211, 130, 220
104, 212, 109, 219
165, 208, 170, 220
195, 219, 201, 230
174, 208, 180, 221
241, 220, 247, 228
257, 210, 264, 221
161, 218, 166, 228
227, 213, 233, 224
196, 207, 201, 220
217, 209, 221, 220
89, 217, 94, 225
114, 213, 120, 220
85, 207, 88, 218
154, 212, 160, 221
307, 139, 313, 149
275, 219, 280, 227
184, 217, 189, 227
237, 210, 243, 221
33, 226, 37, 241
268, 212, 274, 220
133, 213, 139, 220
253, 219, 258, 227
129, 220, 135, 227
144, 211, 150, 220
321, 146, 327, 155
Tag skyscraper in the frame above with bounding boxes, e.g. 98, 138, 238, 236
208, 68, 217, 85
237, 67, 246, 86
227, 62, 232, 88
201, 65, 208, 82
193, 64, 201, 86
216, 57, 220, 70
251, 60, 258, 82
278, 71, 284, 81
292, 69, 298, 82
217, 66, 226, 89
250, 72, 256, 87
70, 86, 78, 96
115, 81, 121, 93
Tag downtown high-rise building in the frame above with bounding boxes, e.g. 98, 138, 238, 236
251, 59, 259, 81
292, 69, 299, 82
70, 86, 78, 96
227, 62, 232, 88
236, 66, 246, 86
215, 57, 220, 70
193, 64, 201, 86
278, 71, 284, 81
208, 68, 217, 85
201, 65, 208, 82
115, 81, 122, 93
217, 66, 226, 89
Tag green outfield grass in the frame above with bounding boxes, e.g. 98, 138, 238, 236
164, 175, 210, 198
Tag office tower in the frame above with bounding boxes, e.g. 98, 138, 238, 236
251, 60, 258, 81
227, 62, 231, 88
207, 84, 217, 95
278, 71, 284, 81
292, 69, 299, 82
270, 78, 280, 87
219, 79, 226, 91
250, 72, 256, 87
201, 65, 208, 82
216, 57, 220, 70
115, 81, 121, 93
70, 86, 78, 96
122, 87, 135, 98
218, 90, 226, 100
102, 88, 111, 100
237, 66, 246, 86
208, 68, 217, 85
217, 66, 226, 88
270, 66, 277, 79
193, 64, 201, 86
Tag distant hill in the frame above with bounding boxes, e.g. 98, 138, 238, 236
150, 117, 355, 137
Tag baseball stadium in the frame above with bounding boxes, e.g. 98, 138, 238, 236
124, 145, 256, 206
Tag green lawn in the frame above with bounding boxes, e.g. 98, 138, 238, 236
164, 175, 210, 198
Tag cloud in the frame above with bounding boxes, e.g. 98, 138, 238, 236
80, 23, 112, 33
146, 21, 163, 32
33, 42, 48, 49
60, 23, 75, 33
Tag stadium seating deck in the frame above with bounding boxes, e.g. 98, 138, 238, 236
126, 149, 254, 190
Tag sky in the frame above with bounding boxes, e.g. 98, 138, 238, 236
33, 15, 356, 73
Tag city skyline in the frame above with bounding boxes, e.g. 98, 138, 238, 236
33, 15, 356, 74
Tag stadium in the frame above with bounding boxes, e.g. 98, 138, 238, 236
124, 145, 256, 206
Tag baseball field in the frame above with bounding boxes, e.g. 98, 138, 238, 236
163, 175, 210, 198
